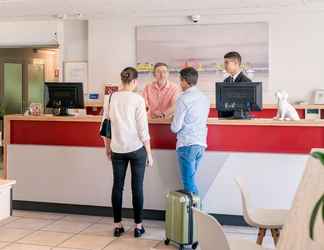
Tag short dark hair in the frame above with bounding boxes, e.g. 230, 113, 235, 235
120, 67, 138, 84
180, 67, 198, 86
153, 62, 168, 73
224, 51, 242, 64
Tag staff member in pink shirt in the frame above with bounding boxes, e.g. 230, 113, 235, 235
143, 63, 181, 119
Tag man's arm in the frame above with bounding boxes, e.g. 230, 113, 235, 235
142, 85, 153, 118
171, 99, 186, 133
164, 89, 181, 118
161, 84, 181, 118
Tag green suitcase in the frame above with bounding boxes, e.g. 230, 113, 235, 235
164, 190, 200, 250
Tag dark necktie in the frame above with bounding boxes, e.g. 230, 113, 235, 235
228, 76, 234, 83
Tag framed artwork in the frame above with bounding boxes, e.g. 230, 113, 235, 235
136, 22, 269, 94
314, 89, 324, 104
64, 61, 88, 93
28, 103, 42, 116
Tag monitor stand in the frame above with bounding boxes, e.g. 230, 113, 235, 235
52, 106, 74, 116
232, 109, 251, 120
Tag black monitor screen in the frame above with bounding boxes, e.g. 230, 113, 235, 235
216, 82, 262, 112
44, 82, 84, 109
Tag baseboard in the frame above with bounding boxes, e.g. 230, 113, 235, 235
13, 200, 248, 226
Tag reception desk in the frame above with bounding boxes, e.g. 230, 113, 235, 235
4, 114, 320, 225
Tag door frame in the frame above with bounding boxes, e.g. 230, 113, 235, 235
0, 58, 45, 113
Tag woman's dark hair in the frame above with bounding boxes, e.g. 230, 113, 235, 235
224, 51, 242, 64
120, 67, 138, 84
153, 62, 168, 73
180, 67, 198, 86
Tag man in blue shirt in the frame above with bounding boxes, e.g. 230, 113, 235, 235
171, 67, 210, 194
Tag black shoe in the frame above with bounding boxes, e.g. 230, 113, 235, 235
134, 226, 145, 238
113, 227, 125, 237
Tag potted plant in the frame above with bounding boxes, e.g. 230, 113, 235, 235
309, 151, 324, 240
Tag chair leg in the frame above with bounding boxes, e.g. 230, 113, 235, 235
256, 228, 267, 245
270, 228, 280, 246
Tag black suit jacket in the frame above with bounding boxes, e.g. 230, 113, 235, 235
219, 72, 252, 118
224, 71, 252, 83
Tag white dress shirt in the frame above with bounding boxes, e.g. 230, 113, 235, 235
232, 71, 242, 82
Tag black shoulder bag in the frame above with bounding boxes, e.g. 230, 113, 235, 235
99, 94, 113, 139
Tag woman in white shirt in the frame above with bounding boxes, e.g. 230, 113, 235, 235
101, 67, 153, 238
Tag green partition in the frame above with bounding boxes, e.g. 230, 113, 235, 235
4, 63, 23, 114
28, 64, 45, 105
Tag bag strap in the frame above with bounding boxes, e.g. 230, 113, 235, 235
108, 92, 113, 104
107, 93, 113, 119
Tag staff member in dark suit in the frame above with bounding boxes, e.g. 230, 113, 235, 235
219, 51, 252, 118
223, 51, 252, 83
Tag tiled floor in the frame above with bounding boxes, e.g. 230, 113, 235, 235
0, 210, 276, 250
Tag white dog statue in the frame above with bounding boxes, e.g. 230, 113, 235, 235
274, 90, 300, 121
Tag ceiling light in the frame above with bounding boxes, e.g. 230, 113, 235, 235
55, 13, 84, 20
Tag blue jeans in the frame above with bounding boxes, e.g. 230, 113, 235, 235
176, 145, 205, 194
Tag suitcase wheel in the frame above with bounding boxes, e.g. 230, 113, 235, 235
164, 239, 170, 245
192, 242, 199, 249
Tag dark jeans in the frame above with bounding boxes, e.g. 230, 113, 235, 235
111, 146, 147, 224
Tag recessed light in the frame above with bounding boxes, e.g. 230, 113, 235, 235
0, 0, 23, 3
55, 13, 84, 20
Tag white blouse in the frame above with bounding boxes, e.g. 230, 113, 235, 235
101, 91, 150, 154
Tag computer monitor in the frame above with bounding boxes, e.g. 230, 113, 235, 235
216, 82, 262, 119
44, 82, 84, 116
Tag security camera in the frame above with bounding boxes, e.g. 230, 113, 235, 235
190, 15, 201, 23
73, 12, 83, 19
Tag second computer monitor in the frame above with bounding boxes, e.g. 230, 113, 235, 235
44, 82, 84, 116
216, 82, 262, 119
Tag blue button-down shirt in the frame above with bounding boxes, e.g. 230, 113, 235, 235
171, 86, 210, 149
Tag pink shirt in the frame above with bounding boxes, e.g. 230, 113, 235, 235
143, 81, 181, 118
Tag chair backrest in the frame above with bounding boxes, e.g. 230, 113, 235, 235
234, 177, 256, 227
192, 208, 231, 250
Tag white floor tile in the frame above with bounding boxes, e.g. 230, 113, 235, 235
61, 214, 103, 223
17, 231, 73, 247
59, 234, 114, 250
0, 228, 34, 242
2, 243, 51, 250
12, 211, 66, 221
40, 220, 92, 234
4, 218, 55, 231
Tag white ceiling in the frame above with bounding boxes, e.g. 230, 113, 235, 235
0, 0, 322, 20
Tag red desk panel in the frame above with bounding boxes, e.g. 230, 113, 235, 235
10, 120, 322, 154
11, 121, 103, 147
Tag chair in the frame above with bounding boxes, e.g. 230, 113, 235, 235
192, 208, 271, 250
235, 177, 289, 246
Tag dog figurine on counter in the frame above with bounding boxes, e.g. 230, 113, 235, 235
274, 90, 300, 121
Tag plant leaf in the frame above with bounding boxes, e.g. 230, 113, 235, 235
322, 196, 324, 222
311, 152, 324, 166
309, 196, 323, 240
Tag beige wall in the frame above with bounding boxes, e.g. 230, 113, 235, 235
88, 11, 324, 104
